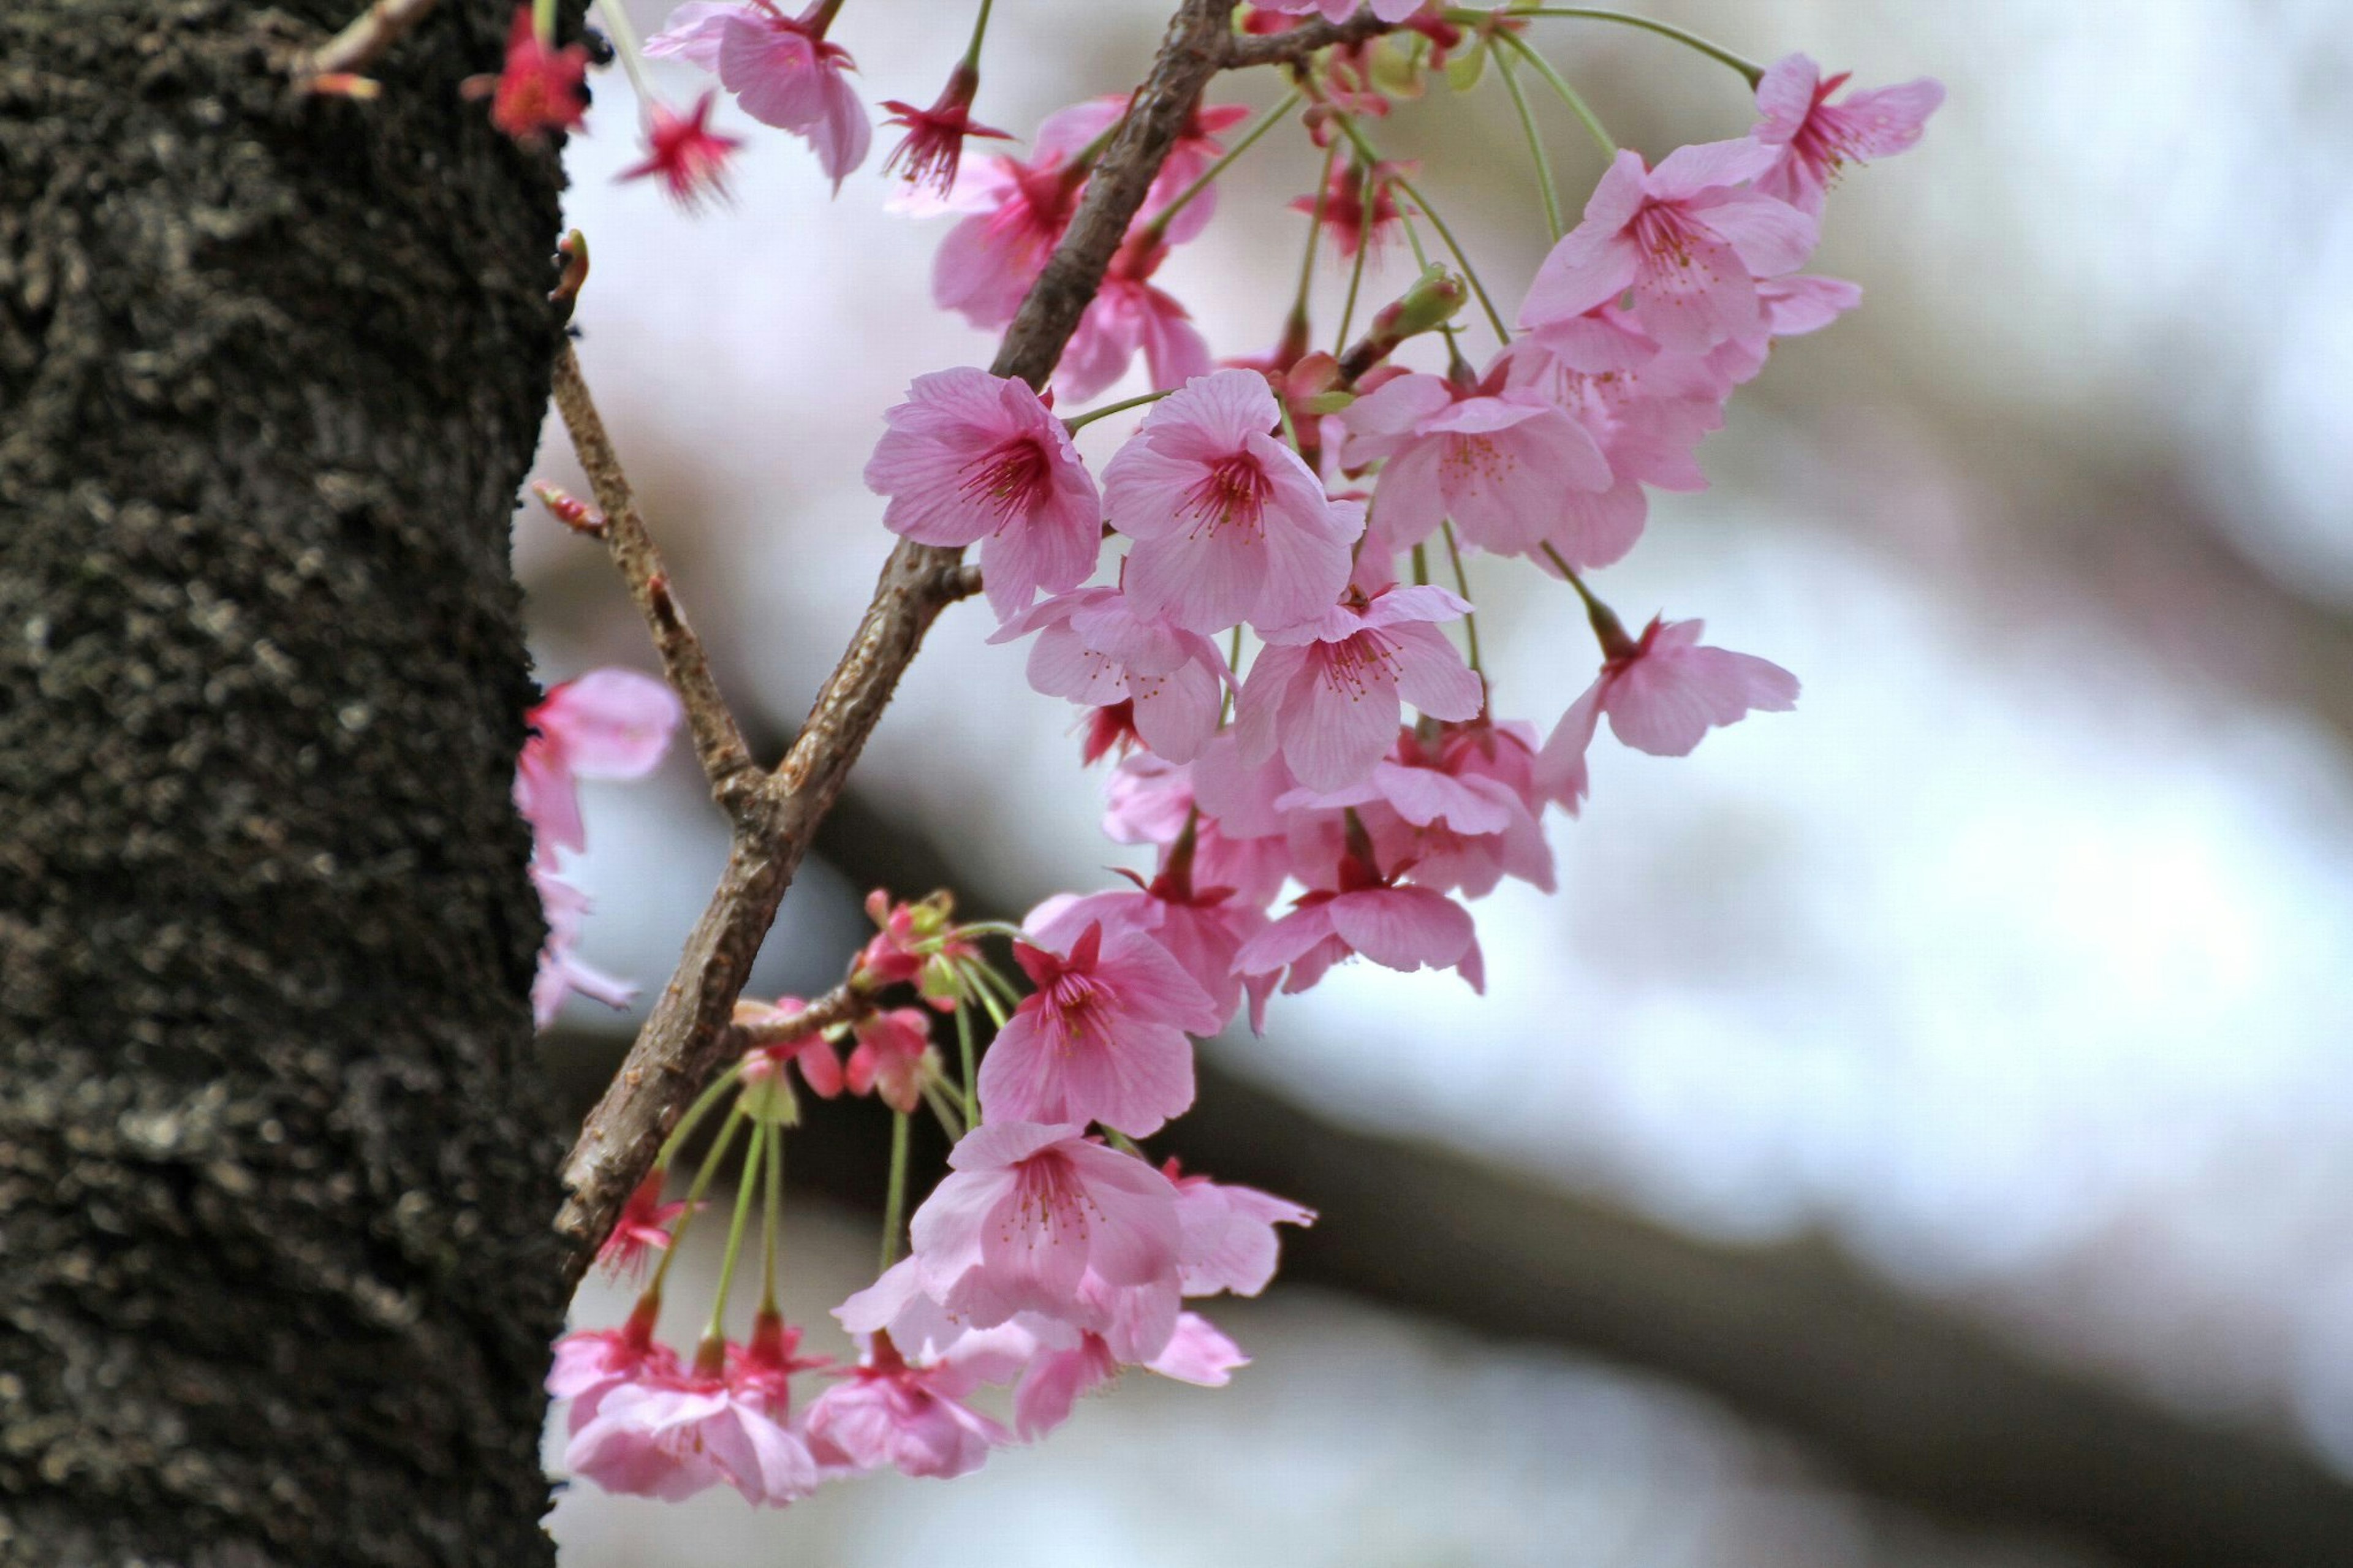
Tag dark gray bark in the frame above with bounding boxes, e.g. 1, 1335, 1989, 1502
1, 3, 575, 1563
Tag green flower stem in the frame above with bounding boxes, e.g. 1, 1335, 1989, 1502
1331, 113, 1510, 343
960, 0, 995, 72
1333, 158, 1377, 354
953, 999, 980, 1128
1495, 45, 1565, 241
1479, 7, 1762, 87
1441, 521, 1487, 691
880, 1110, 911, 1271
702, 1119, 768, 1344
653, 1057, 748, 1170
757, 1117, 784, 1315
1145, 91, 1302, 247
1290, 138, 1340, 337
1066, 388, 1173, 434
1496, 31, 1616, 157
646, 1104, 747, 1297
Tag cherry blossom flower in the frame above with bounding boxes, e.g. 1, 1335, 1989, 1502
990, 588, 1228, 764
618, 92, 745, 210
1496, 328, 1726, 497
597, 1168, 694, 1280
933, 150, 1085, 328
1751, 54, 1944, 218
1290, 157, 1410, 260
1534, 616, 1800, 810
516, 668, 682, 860
531, 865, 638, 1027
1028, 852, 1272, 1029
1235, 844, 1482, 1000
1012, 1328, 1120, 1439
1036, 96, 1251, 246
1338, 367, 1635, 567
853, 889, 976, 1003
1708, 273, 1863, 387
881, 64, 1010, 199
735, 996, 846, 1098
1280, 725, 1554, 898
845, 1008, 937, 1115
1520, 140, 1817, 354
803, 1331, 1010, 1480
466, 6, 588, 142
646, 1, 870, 189
1056, 237, 1214, 401
562, 1333, 821, 1506
1258, 0, 1430, 23
1150, 1312, 1249, 1385
1235, 583, 1482, 792
976, 922, 1220, 1137
865, 368, 1102, 619
1102, 370, 1362, 635
903, 1121, 1184, 1327
1103, 751, 1295, 908
549, 1308, 679, 1433
1169, 1168, 1314, 1297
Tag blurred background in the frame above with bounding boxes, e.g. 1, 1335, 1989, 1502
528, 2, 2353, 1564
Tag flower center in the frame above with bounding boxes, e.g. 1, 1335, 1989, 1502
958, 437, 1051, 529
1011, 1153, 1098, 1243
1313, 629, 1400, 701
1180, 453, 1274, 540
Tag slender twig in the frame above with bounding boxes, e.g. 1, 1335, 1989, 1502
1475, 6, 1763, 86
549, 346, 762, 817
1494, 46, 1565, 241
555, 0, 1258, 1282
298, 0, 441, 83
1496, 30, 1618, 157
733, 980, 874, 1045
1221, 13, 1399, 70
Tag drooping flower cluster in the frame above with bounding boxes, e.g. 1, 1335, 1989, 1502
536, 0, 1939, 1510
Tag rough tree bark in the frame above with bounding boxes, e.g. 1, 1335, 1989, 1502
1, 2, 579, 1563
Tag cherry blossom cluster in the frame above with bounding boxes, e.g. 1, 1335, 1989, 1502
510, 0, 1941, 1512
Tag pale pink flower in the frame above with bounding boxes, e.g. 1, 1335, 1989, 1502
803, 1331, 1010, 1480
1056, 237, 1214, 401
1102, 750, 1296, 908
933, 150, 1085, 328
1280, 725, 1554, 899
1036, 95, 1251, 246
1102, 370, 1362, 635
1259, 0, 1429, 23
1339, 368, 1636, 567
1029, 863, 1271, 1030
1149, 1311, 1249, 1385
563, 1342, 820, 1505
1534, 616, 1800, 810
845, 1008, 937, 1115
1012, 1329, 1120, 1439
646, 1, 870, 189
976, 921, 1221, 1137
904, 1121, 1184, 1326
517, 668, 682, 858
1169, 1167, 1314, 1297
865, 368, 1102, 620
991, 587, 1228, 764
1708, 273, 1863, 387
531, 865, 638, 1027
1520, 141, 1818, 354
1751, 53, 1944, 217
548, 1311, 679, 1434
1235, 846, 1481, 999
1498, 328, 1726, 497
1235, 583, 1482, 792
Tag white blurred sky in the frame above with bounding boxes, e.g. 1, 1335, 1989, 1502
529, 0, 2353, 1542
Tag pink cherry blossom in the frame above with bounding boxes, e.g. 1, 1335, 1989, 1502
1169, 1168, 1314, 1297
853, 889, 976, 1004
1290, 157, 1410, 260
1751, 54, 1944, 218
933, 150, 1085, 328
846, 1008, 936, 1115
1102, 749, 1296, 908
1338, 368, 1636, 567
562, 1339, 820, 1505
617, 92, 746, 210
735, 996, 846, 1097
879, 64, 1010, 200
1259, 0, 1428, 23
646, 1, 870, 189
904, 1121, 1184, 1326
865, 368, 1103, 620
1149, 1311, 1249, 1385
1520, 141, 1818, 354
1708, 273, 1863, 387
1534, 616, 1800, 810
1235, 583, 1482, 792
597, 1167, 694, 1280
1012, 1328, 1120, 1439
1102, 369, 1362, 635
531, 865, 638, 1027
991, 587, 1229, 764
1280, 725, 1554, 898
976, 921, 1220, 1137
1056, 237, 1213, 401
1037, 95, 1250, 247
1235, 846, 1481, 1000
1028, 858, 1271, 1030
548, 1309, 679, 1433
517, 668, 682, 858
472, 5, 588, 142
802, 1331, 1010, 1479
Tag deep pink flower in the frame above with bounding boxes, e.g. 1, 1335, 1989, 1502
933, 150, 1086, 328
1235, 846, 1481, 999
1235, 583, 1481, 792
976, 921, 1221, 1137
1290, 157, 1411, 260
904, 1121, 1184, 1325
881, 64, 1011, 199
530, 865, 638, 1027
1339, 368, 1634, 567
1169, 1167, 1314, 1297
1036, 95, 1251, 246
735, 996, 846, 1098
618, 92, 746, 210
562, 1325, 821, 1505
865, 368, 1103, 620
1534, 615, 1800, 810
1028, 857, 1271, 1030
548, 1306, 678, 1434
517, 668, 681, 860
1520, 141, 1817, 354
1102, 369, 1362, 634
845, 1008, 936, 1115
468, 6, 588, 142
646, 1, 870, 189
853, 889, 976, 1004
803, 1331, 1010, 1479
597, 1168, 695, 1280
990, 587, 1228, 764
1751, 54, 1944, 218
1057, 237, 1214, 401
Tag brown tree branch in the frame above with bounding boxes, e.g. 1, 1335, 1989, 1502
548, 343, 761, 814
1220, 13, 1401, 72
298, 0, 443, 83
551, 0, 1245, 1281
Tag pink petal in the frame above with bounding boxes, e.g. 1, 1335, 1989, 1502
1328, 885, 1475, 971
1147, 1312, 1248, 1386
537, 669, 683, 778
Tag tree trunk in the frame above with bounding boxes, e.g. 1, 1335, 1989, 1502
1, 3, 572, 1562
